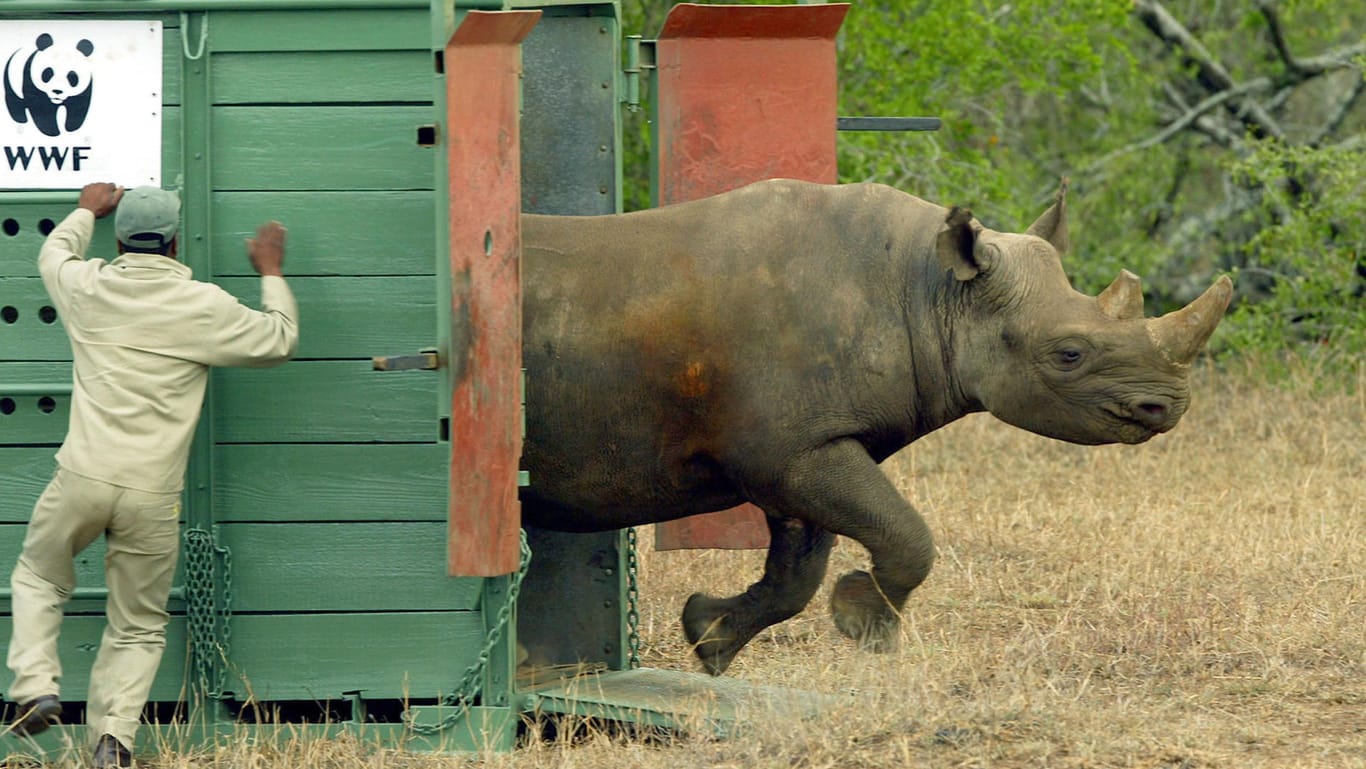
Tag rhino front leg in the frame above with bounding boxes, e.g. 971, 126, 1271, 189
682, 515, 836, 676
767, 439, 936, 652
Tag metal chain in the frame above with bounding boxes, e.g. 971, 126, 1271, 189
183, 527, 233, 699
625, 527, 641, 669
403, 530, 531, 736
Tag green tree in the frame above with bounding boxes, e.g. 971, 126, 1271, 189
618, 0, 1366, 377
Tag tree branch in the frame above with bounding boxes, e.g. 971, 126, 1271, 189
1257, 0, 1307, 77
1083, 79, 1270, 173
1161, 83, 1244, 150
1311, 74, 1366, 147
1258, 1, 1366, 79
1134, 0, 1285, 141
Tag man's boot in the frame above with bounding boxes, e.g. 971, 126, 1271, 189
7, 695, 61, 737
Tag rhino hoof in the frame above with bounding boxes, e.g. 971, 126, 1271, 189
682, 593, 741, 676
830, 570, 900, 653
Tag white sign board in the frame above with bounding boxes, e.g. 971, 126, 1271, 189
1, 20, 163, 189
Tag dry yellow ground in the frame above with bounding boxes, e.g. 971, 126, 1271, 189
46, 362, 1366, 767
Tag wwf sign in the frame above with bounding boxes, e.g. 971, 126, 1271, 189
1, 20, 162, 189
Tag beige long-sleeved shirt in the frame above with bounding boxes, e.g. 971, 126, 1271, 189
39, 208, 299, 493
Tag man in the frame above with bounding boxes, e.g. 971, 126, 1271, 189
4, 182, 298, 767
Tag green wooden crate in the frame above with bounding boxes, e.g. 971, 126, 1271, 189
0, 0, 793, 758
0, 4, 500, 753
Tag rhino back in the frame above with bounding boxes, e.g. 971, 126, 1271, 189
520, 179, 948, 527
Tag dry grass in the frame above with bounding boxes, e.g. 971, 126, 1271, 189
51, 363, 1366, 767
615, 362, 1365, 769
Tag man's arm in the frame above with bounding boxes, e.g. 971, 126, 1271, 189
37, 183, 123, 296
198, 221, 299, 368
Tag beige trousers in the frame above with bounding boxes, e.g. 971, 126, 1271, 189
7, 468, 180, 749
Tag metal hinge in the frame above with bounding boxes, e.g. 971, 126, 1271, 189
372, 349, 441, 372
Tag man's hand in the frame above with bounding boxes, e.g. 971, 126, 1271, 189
78, 183, 123, 219
247, 221, 286, 277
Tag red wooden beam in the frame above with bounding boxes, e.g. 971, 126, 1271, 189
446, 10, 541, 577
653, 3, 849, 551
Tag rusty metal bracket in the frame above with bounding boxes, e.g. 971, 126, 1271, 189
371, 350, 440, 371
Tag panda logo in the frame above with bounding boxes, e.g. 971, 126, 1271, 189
4, 33, 96, 138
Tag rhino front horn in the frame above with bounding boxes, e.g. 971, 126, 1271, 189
1148, 275, 1234, 365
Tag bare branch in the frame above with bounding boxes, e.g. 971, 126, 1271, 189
1134, 0, 1285, 141
1258, 1, 1366, 78
1083, 79, 1271, 173
1257, 0, 1306, 77
1311, 74, 1366, 147
1161, 83, 1244, 150
1290, 42, 1366, 77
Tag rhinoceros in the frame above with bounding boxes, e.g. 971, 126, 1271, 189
518, 178, 1231, 675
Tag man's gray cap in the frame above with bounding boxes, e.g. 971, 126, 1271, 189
114, 186, 180, 249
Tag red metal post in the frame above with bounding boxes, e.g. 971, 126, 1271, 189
446, 10, 541, 577
653, 2, 849, 551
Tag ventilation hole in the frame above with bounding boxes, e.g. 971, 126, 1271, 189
37, 396, 56, 414
2, 219, 17, 237
416, 125, 437, 146
483, 230, 493, 256
38, 219, 56, 236
38, 306, 57, 324
1, 306, 17, 324
433, 50, 445, 74
0, 398, 14, 416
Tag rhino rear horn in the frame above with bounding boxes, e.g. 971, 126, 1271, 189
1097, 269, 1145, 320
1148, 275, 1234, 365
1026, 178, 1069, 254
936, 206, 985, 281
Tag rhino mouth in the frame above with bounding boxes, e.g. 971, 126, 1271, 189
1099, 404, 1160, 443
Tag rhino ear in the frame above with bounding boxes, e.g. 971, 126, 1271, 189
936, 206, 988, 281
1026, 178, 1069, 254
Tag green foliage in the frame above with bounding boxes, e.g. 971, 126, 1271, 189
613, 0, 1364, 385
1216, 141, 1366, 376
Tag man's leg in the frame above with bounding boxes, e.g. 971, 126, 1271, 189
85, 488, 179, 751
7, 470, 109, 706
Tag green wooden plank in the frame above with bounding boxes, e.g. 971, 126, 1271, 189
162, 24, 184, 106
218, 523, 479, 612
215, 276, 434, 359
208, 9, 428, 53
223, 611, 484, 701
0, 278, 69, 361
212, 361, 438, 443
163, 105, 182, 183
211, 107, 432, 191
0, 363, 70, 445
212, 51, 431, 104
209, 191, 436, 277
527, 668, 836, 735
0, 448, 56, 523
0, 617, 189, 701
0, 211, 57, 278
0, 210, 120, 279
214, 444, 445, 523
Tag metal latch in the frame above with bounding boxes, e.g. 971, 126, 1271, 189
372, 349, 440, 371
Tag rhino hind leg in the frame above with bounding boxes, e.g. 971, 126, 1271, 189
681, 516, 835, 676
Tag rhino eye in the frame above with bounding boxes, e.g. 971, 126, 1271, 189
1055, 348, 1084, 369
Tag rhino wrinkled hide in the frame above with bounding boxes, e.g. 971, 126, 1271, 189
519, 178, 1232, 676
